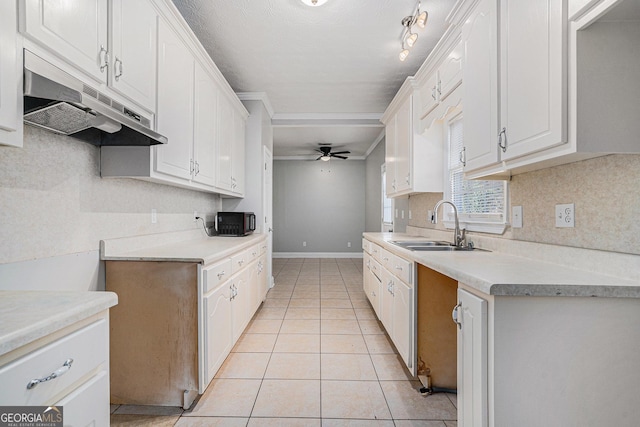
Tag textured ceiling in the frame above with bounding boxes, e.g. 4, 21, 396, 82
172, 0, 456, 158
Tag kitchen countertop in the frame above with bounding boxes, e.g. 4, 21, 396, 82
0, 291, 118, 357
101, 233, 267, 265
364, 232, 640, 298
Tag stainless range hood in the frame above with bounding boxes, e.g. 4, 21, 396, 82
23, 50, 167, 146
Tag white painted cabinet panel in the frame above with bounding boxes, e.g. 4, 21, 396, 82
438, 40, 464, 102
55, 371, 109, 427
384, 115, 397, 196
499, 0, 565, 160
154, 18, 194, 180
203, 280, 233, 386
380, 268, 395, 335
394, 97, 412, 194
456, 288, 488, 427
232, 109, 246, 195
216, 97, 234, 192
23, 0, 109, 82
0, 0, 23, 147
110, 0, 158, 112
231, 269, 250, 343
461, 0, 499, 172
193, 62, 218, 187
392, 278, 413, 370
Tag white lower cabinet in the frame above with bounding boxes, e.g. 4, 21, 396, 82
231, 268, 250, 343
0, 315, 110, 426
364, 239, 415, 375
202, 278, 233, 386
455, 288, 488, 427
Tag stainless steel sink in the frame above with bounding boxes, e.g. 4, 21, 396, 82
390, 240, 485, 252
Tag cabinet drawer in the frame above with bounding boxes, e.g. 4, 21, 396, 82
247, 244, 261, 262
259, 241, 268, 255
390, 254, 413, 285
370, 258, 382, 281
204, 258, 232, 294
0, 319, 108, 405
379, 247, 393, 270
231, 249, 250, 273
370, 243, 382, 262
362, 239, 371, 254
55, 370, 109, 427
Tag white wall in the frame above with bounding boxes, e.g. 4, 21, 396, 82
0, 126, 220, 289
273, 160, 365, 255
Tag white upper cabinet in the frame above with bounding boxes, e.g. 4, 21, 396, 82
154, 18, 194, 181
23, 0, 109, 82
217, 95, 246, 196
382, 81, 444, 198
498, 0, 565, 161
192, 62, 218, 188
22, 0, 158, 114
232, 107, 246, 195
461, 0, 499, 172
459, 0, 567, 177
110, 0, 158, 111
0, 0, 23, 147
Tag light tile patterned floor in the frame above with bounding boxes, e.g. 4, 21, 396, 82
111, 258, 457, 427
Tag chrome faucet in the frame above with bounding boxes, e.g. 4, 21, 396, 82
431, 200, 466, 247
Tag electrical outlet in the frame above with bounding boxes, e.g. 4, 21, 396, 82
512, 206, 523, 228
302, 241, 307, 247
401, 210, 405, 219
151, 209, 157, 224
409, 210, 412, 220
555, 203, 575, 228
347, 241, 351, 248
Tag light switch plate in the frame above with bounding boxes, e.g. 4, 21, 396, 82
555, 203, 575, 228
512, 206, 523, 228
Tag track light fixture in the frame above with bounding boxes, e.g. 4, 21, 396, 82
399, 1, 429, 61
300, 0, 329, 6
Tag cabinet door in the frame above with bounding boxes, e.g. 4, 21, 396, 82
419, 71, 440, 118
394, 97, 412, 193
203, 281, 233, 385
154, 19, 194, 180
0, 0, 23, 147
384, 116, 397, 196
216, 97, 234, 192
499, 0, 565, 160
392, 279, 413, 372
232, 109, 246, 195
457, 288, 488, 427
110, 0, 157, 111
23, 0, 108, 82
193, 62, 218, 187
55, 371, 109, 427
247, 260, 260, 315
462, 0, 499, 172
380, 269, 395, 334
231, 269, 250, 342
439, 40, 464, 102
257, 255, 268, 306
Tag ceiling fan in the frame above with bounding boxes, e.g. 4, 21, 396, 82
315, 145, 350, 161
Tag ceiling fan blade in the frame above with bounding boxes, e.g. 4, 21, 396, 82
331, 151, 350, 155
333, 155, 348, 159
315, 155, 322, 160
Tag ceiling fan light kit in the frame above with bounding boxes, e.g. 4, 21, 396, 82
315, 145, 351, 161
399, 1, 429, 61
300, 0, 329, 7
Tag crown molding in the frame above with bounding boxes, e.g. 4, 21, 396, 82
364, 129, 386, 158
272, 113, 383, 127
236, 92, 275, 118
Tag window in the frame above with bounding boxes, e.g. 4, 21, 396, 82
381, 164, 393, 231
444, 114, 507, 234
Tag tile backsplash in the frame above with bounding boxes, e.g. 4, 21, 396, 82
408, 154, 640, 256
0, 126, 220, 264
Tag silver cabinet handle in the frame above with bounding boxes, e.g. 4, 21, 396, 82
431, 85, 437, 100
437, 79, 442, 96
383, 257, 389, 261
238, 259, 244, 267
395, 265, 403, 271
459, 147, 466, 167
452, 302, 462, 329
27, 359, 73, 390
194, 161, 200, 176
498, 127, 507, 153
114, 57, 123, 80
217, 271, 225, 280
405, 173, 410, 185
99, 45, 109, 72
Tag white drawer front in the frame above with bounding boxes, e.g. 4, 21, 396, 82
0, 319, 108, 405
362, 239, 371, 254
391, 254, 413, 285
231, 249, 250, 273
204, 258, 232, 294
247, 244, 260, 262
370, 243, 382, 262
379, 247, 393, 270
370, 258, 382, 281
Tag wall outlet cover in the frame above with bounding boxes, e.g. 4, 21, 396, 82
151, 209, 157, 224
512, 206, 523, 228
555, 203, 575, 228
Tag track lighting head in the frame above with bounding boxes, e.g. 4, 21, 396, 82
300, 0, 328, 6
398, 1, 428, 61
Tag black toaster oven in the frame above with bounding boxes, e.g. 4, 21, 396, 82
216, 212, 256, 236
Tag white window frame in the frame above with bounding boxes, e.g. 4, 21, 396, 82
443, 113, 508, 234
381, 164, 394, 232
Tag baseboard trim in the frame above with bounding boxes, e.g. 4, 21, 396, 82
274, 252, 363, 259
